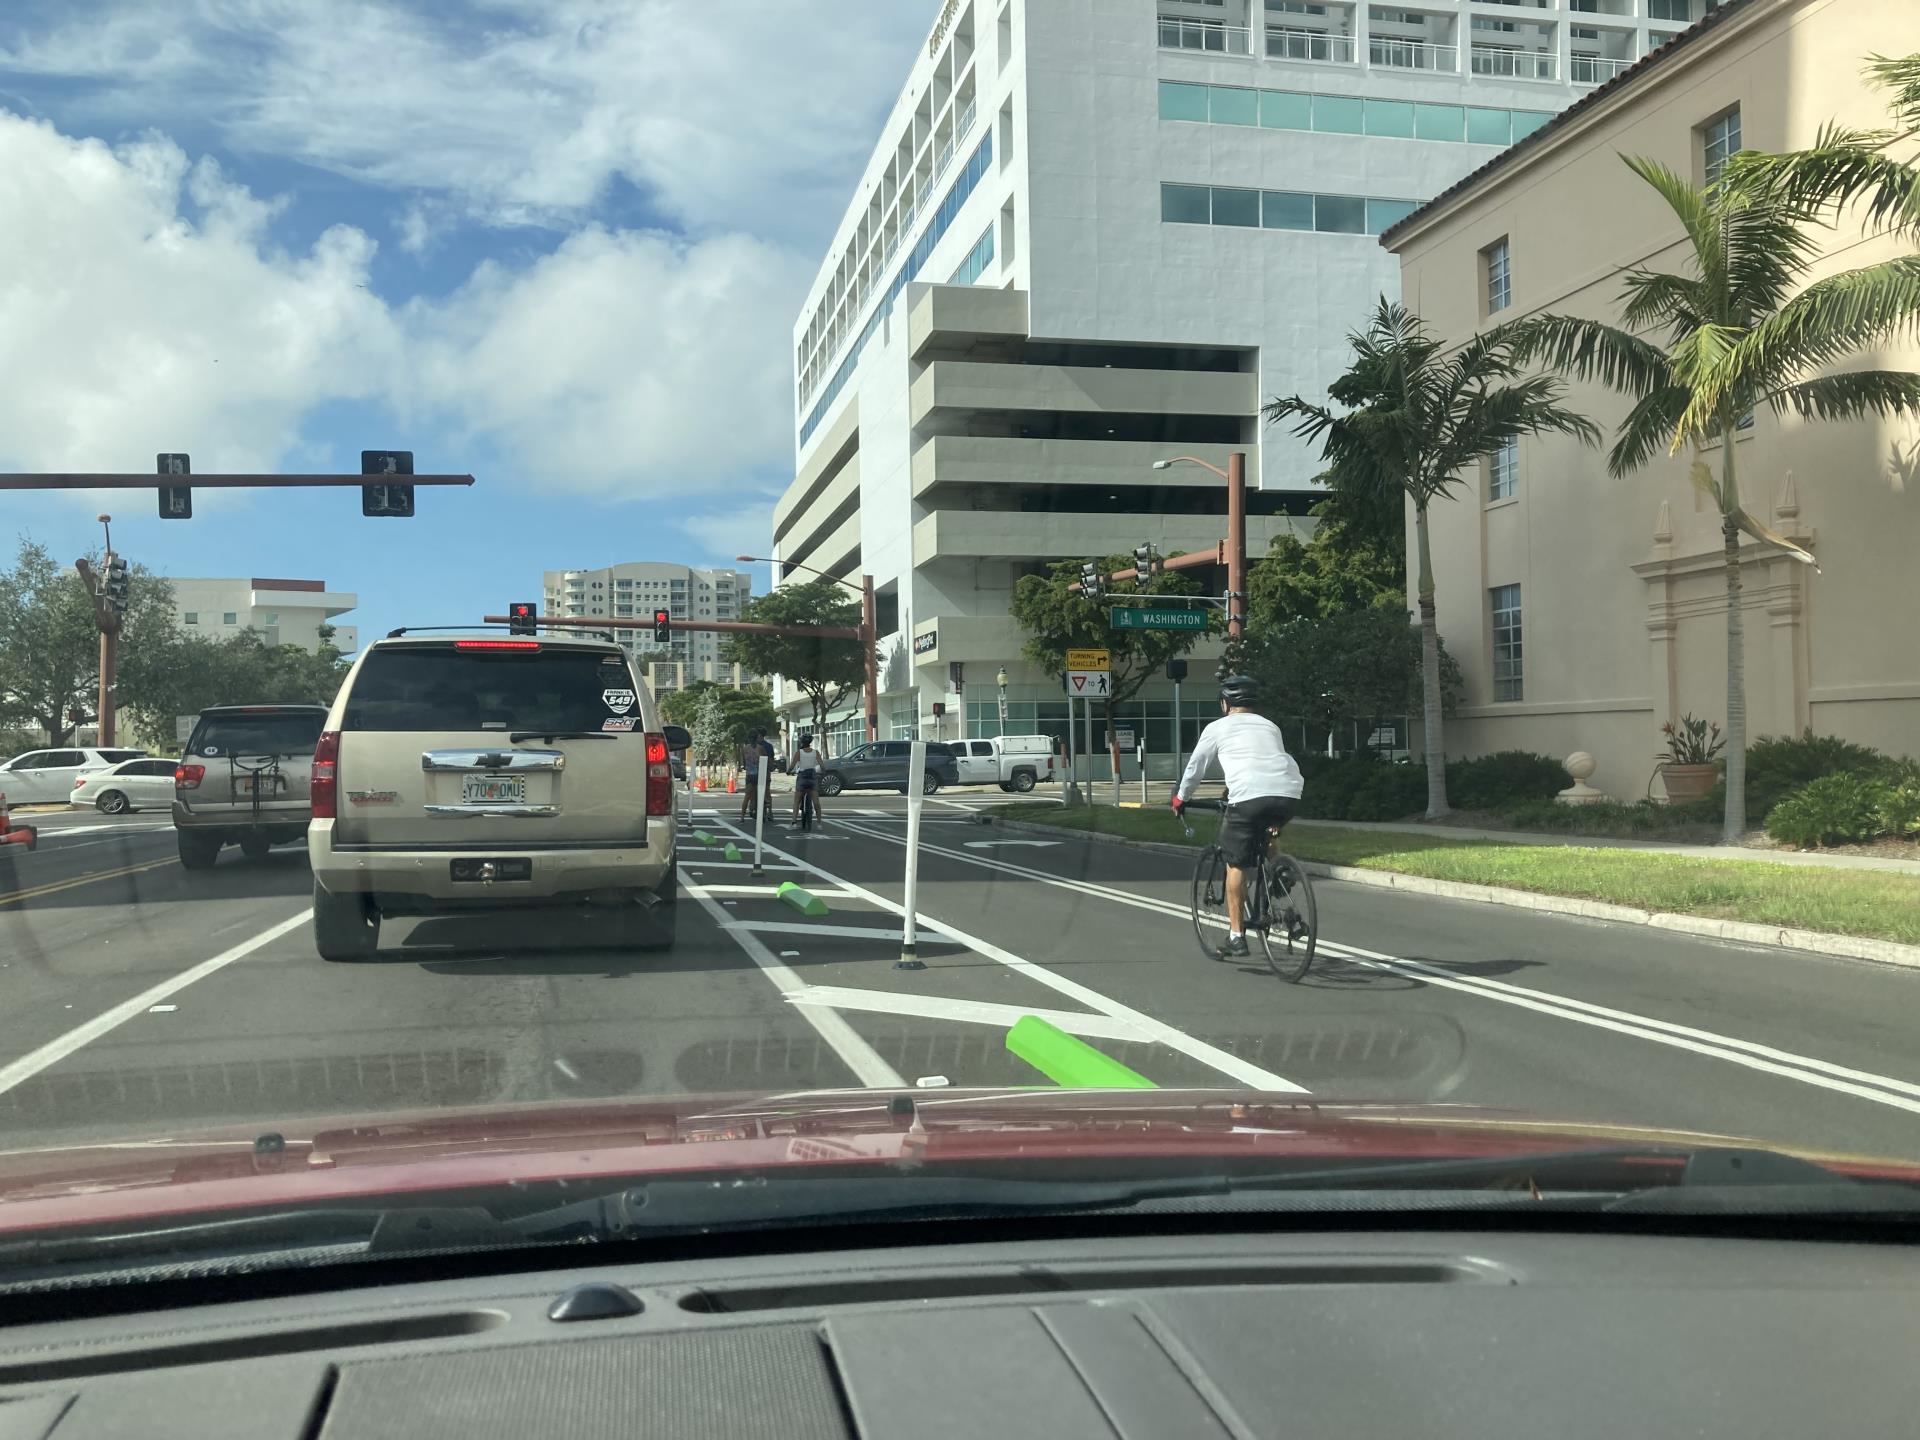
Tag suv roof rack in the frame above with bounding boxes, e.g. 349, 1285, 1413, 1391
384, 625, 621, 644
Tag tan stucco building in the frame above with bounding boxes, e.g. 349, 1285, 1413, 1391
1381, 0, 1919, 798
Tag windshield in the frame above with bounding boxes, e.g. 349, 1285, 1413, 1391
2, 0, 1918, 1286
342, 647, 639, 733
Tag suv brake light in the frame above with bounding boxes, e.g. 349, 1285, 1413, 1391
311, 730, 340, 819
454, 639, 540, 650
175, 764, 205, 791
645, 733, 672, 816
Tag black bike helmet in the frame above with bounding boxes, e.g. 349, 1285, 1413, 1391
1219, 674, 1259, 706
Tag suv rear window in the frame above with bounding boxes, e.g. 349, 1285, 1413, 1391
192, 712, 326, 756
342, 646, 639, 733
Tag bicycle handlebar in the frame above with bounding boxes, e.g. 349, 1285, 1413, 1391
1178, 797, 1224, 812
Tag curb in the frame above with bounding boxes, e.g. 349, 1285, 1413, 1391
978, 814, 1920, 972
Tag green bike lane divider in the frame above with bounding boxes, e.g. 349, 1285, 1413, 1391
1006, 1015, 1157, 1089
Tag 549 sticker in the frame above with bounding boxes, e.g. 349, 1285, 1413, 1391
601, 688, 636, 713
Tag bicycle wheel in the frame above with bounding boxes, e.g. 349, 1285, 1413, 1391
1255, 852, 1318, 983
1189, 846, 1230, 961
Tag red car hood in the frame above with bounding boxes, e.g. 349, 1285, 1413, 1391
0, 1089, 1915, 1237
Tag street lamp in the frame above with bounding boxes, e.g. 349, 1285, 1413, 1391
1151, 453, 1247, 643
737, 554, 880, 745
995, 666, 1009, 734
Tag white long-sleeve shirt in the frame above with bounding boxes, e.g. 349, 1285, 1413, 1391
1176, 711, 1304, 804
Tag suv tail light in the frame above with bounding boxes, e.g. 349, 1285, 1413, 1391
311, 730, 340, 819
175, 763, 205, 791
645, 733, 672, 816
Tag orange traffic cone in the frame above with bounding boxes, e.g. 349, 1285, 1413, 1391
0, 790, 36, 854
726, 773, 738, 794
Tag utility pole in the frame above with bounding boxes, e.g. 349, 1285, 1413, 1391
73, 514, 127, 746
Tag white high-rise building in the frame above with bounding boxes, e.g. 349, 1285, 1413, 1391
170, 577, 358, 655
541, 563, 757, 691
775, 0, 1688, 760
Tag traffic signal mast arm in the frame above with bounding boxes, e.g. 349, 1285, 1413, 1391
483, 614, 865, 641
1068, 541, 1228, 595
0, 473, 476, 490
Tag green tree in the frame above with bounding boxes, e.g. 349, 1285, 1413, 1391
659, 680, 775, 749
1266, 301, 1601, 817
689, 685, 731, 769
718, 580, 864, 737
1010, 557, 1212, 746
1246, 500, 1405, 631
1245, 609, 1461, 748
117, 625, 351, 747
0, 540, 177, 745
1508, 138, 1920, 839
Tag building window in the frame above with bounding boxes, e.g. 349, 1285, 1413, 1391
223, 612, 238, 626
265, 611, 279, 625
1490, 584, 1523, 702
1484, 236, 1512, 313
1648, 0, 1689, 19
1700, 105, 1741, 186
1169, 181, 1419, 235
1488, 438, 1518, 501
1161, 182, 1213, 224
184, 612, 198, 626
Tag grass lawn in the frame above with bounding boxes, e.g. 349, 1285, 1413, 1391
984, 805, 1920, 947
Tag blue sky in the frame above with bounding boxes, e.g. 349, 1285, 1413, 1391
0, 1, 930, 641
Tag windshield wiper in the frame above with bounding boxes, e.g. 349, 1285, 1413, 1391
508, 730, 614, 743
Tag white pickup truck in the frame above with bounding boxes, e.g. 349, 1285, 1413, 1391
948, 735, 1058, 792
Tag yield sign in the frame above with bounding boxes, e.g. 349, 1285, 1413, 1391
1068, 670, 1111, 697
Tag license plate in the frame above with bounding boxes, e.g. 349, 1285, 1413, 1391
463, 775, 526, 805
238, 775, 284, 794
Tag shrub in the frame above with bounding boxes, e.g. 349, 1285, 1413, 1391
1493, 797, 1721, 838
1878, 764, 1920, 839
1764, 773, 1892, 849
1744, 730, 1889, 821
1447, 751, 1569, 811
1345, 763, 1427, 821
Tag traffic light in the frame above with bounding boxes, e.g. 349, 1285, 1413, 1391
361, 450, 415, 517
102, 554, 130, 616
1079, 561, 1103, 599
1134, 544, 1154, 585
508, 602, 538, 636
157, 453, 191, 519
653, 608, 671, 643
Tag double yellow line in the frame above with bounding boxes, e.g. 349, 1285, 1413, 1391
0, 856, 178, 908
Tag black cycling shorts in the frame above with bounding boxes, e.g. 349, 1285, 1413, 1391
796, 771, 818, 790
1219, 796, 1296, 869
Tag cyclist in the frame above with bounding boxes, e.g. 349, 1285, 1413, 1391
789, 732, 823, 828
1171, 675, 1304, 958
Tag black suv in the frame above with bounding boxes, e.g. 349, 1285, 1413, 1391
816, 741, 960, 796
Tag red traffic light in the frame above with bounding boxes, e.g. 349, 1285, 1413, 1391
508, 601, 538, 635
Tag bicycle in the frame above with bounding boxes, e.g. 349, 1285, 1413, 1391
1182, 797, 1318, 982
796, 776, 817, 832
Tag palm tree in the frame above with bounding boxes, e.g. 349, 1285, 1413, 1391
1267, 300, 1600, 818
1720, 54, 1920, 241
1507, 150, 1920, 841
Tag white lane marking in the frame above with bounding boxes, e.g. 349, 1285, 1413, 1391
842, 822, 1920, 1116
711, 817, 1304, 1093
554, 1058, 582, 1082
681, 860, 805, 871
147, 1005, 177, 1014
696, 884, 857, 898
790, 985, 1145, 1042
0, 910, 313, 1099
726, 922, 913, 941
679, 876, 905, 1089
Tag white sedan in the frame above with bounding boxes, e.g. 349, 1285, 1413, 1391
69, 757, 181, 814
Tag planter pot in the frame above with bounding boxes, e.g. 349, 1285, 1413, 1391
1661, 763, 1719, 803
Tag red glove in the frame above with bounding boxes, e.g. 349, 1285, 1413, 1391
1169, 795, 1185, 817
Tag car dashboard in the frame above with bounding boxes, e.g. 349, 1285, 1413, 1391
0, 1223, 1913, 1437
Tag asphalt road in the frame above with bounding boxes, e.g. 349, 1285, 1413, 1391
3, 791, 1919, 1166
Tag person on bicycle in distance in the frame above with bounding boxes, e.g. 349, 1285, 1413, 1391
1172, 675, 1304, 958
789, 732, 823, 826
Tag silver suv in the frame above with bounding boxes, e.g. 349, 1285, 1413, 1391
307, 633, 682, 962
173, 705, 330, 868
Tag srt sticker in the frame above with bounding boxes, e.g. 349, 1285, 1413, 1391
602, 716, 637, 732
602, 688, 636, 713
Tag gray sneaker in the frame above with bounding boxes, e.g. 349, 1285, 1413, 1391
1213, 935, 1250, 959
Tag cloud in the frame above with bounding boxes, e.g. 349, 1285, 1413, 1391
0, 105, 806, 500
0, 111, 398, 475
679, 495, 784, 567
403, 227, 808, 495
2, 1, 931, 244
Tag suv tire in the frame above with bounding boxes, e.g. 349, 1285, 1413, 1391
1011, 769, 1037, 793
819, 772, 845, 797
314, 880, 380, 961
177, 831, 221, 871
240, 833, 272, 861
922, 771, 943, 796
